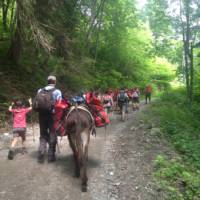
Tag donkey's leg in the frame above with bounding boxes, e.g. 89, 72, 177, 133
68, 135, 80, 177
80, 130, 90, 192
81, 147, 88, 192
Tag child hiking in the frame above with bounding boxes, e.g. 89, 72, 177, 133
7, 98, 32, 160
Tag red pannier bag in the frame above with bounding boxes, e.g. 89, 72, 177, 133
94, 110, 110, 127
85, 92, 110, 127
53, 99, 69, 136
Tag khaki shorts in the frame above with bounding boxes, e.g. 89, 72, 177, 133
13, 128, 26, 141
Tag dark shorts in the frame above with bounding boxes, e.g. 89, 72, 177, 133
145, 93, 151, 97
13, 128, 26, 141
132, 97, 139, 103
104, 106, 112, 113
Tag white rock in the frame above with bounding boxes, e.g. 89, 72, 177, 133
109, 171, 114, 176
114, 182, 121, 186
130, 126, 136, 131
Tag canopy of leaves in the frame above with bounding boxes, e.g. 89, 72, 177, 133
0, 0, 177, 100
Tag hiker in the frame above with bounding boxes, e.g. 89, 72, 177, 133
145, 85, 152, 104
102, 90, 113, 115
7, 98, 32, 160
132, 87, 140, 110
34, 75, 62, 163
117, 88, 129, 113
127, 89, 133, 103
113, 89, 119, 110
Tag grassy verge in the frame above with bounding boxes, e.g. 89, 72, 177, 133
150, 88, 200, 200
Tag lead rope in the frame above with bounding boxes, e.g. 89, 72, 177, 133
31, 115, 35, 143
105, 125, 107, 140
56, 138, 61, 154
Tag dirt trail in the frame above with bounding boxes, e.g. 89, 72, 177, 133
0, 103, 170, 200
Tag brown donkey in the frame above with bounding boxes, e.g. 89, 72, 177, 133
64, 106, 95, 192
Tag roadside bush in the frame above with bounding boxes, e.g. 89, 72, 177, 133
150, 88, 200, 199
154, 155, 200, 200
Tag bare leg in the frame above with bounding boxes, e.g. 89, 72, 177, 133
21, 137, 27, 154
11, 137, 18, 149
8, 137, 18, 160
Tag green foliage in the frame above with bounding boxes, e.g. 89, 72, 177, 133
0, 0, 177, 102
151, 88, 200, 199
144, 0, 174, 60
154, 155, 200, 200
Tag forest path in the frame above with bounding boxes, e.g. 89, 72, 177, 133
0, 102, 170, 200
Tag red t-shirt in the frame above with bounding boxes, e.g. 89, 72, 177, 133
145, 86, 152, 93
10, 108, 32, 128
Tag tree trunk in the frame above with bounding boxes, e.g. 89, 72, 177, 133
2, 0, 11, 31
189, 44, 194, 105
185, 0, 192, 104
7, 0, 21, 63
9, 0, 16, 33
180, 0, 191, 104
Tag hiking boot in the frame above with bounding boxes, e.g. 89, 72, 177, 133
8, 150, 14, 160
37, 152, 45, 163
22, 147, 28, 154
48, 154, 56, 163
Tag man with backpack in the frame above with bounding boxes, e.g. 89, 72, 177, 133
117, 88, 129, 113
33, 75, 62, 163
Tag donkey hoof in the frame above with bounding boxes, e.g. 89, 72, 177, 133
82, 185, 87, 192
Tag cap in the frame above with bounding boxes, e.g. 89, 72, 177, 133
47, 75, 56, 81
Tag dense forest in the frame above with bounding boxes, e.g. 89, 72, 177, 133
0, 0, 177, 100
0, 0, 200, 199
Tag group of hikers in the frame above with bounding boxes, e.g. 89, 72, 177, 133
6, 75, 153, 162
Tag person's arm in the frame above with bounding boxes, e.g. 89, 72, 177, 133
28, 98, 32, 110
55, 90, 62, 101
8, 102, 14, 112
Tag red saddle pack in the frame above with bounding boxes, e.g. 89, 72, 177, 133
85, 92, 110, 127
94, 110, 110, 127
53, 99, 69, 136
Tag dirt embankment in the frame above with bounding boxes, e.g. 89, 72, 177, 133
0, 103, 172, 200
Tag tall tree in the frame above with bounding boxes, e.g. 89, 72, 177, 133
179, 0, 200, 104
145, 0, 172, 57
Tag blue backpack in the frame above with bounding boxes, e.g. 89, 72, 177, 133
71, 96, 85, 105
118, 91, 126, 102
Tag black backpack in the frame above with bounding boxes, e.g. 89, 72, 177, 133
33, 88, 55, 112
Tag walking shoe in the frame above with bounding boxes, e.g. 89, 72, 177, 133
8, 150, 14, 160
22, 147, 28, 154
37, 152, 45, 163
48, 154, 56, 163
